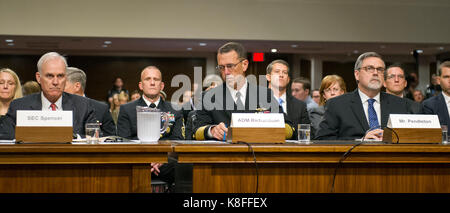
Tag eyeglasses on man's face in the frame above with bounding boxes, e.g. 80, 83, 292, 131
359, 66, 385, 74
216, 59, 245, 71
386, 74, 405, 80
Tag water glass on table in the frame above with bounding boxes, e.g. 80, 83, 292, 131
85, 123, 101, 144
298, 124, 311, 143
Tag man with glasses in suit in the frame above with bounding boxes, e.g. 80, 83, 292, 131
315, 52, 415, 140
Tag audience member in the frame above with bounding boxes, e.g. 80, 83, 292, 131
309, 75, 346, 135
413, 89, 425, 103
118, 91, 129, 105
383, 64, 422, 113
405, 72, 419, 100
423, 61, 450, 126
266, 59, 310, 139
22, 80, 41, 96
425, 74, 442, 99
130, 90, 141, 101
291, 77, 318, 111
107, 77, 128, 106
0, 68, 23, 116
315, 52, 415, 140
311, 89, 320, 105
0, 52, 95, 139
192, 42, 293, 141
110, 93, 120, 125
64, 67, 116, 136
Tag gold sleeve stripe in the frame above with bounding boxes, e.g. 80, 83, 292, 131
285, 124, 294, 139
195, 126, 208, 141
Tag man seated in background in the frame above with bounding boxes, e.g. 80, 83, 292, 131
266, 59, 311, 139
64, 67, 116, 136
423, 61, 450, 126
291, 77, 318, 111
1, 52, 95, 139
383, 64, 422, 113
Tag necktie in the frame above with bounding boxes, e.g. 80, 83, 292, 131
149, 103, 156, 108
367, 99, 379, 129
279, 98, 285, 113
50, 103, 57, 111
235, 91, 245, 110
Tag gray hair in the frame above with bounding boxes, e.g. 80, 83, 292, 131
66, 67, 87, 91
354, 52, 383, 71
266, 59, 290, 74
37, 52, 68, 73
218, 42, 247, 59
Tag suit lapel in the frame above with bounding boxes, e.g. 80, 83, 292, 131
350, 90, 370, 131
438, 94, 450, 124
30, 93, 43, 110
380, 92, 390, 127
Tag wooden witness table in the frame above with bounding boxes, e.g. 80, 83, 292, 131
0, 143, 171, 193
174, 141, 450, 193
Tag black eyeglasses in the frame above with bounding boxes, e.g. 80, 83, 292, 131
216, 59, 245, 71
360, 66, 385, 74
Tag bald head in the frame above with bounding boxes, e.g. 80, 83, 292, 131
139, 66, 164, 101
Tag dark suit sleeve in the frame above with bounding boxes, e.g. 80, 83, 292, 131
98, 104, 116, 136
422, 100, 434, 114
117, 105, 133, 139
192, 108, 213, 140
0, 100, 20, 140
314, 101, 339, 140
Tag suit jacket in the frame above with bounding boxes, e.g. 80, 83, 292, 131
192, 82, 294, 140
88, 98, 116, 136
309, 105, 325, 136
315, 90, 415, 140
117, 97, 183, 140
286, 94, 311, 139
0, 92, 96, 140
423, 93, 449, 126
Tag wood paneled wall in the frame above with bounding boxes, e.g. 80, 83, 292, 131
0, 55, 206, 102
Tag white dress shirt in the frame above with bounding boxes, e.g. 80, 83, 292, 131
41, 92, 62, 111
358, 89, 381, 126
442, 92, 450, 119
142, 95, 161, 108
225, 78, 248, 107
275, 93, 287, 114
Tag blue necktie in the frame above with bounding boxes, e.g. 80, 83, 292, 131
367, 98, 379, 129
278, 98, 285, 113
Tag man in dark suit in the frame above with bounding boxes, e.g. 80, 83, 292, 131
265, 59, 311, 139
0, 52, 95, 139
192, 42, 294, 141
117, 66, 183, 185
423, 61, 450, 126
64, 67, 116, 136
315, 52, 414, 140
383, 63, 423, 114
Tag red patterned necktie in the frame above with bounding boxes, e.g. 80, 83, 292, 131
50, 103, 56, 111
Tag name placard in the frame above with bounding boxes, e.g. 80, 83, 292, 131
387, 114, 440, 129
231, 113, 285, 128
17, 110, 72, 127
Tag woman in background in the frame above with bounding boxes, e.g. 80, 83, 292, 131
309, 75, 346, 134
0, 68, 23, 116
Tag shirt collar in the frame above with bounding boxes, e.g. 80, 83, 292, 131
442, 92, 450, 104
142, 95, 161, 107
41, 92, 62, 111
358, 89, 380, 104
226, 78, 248, 97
